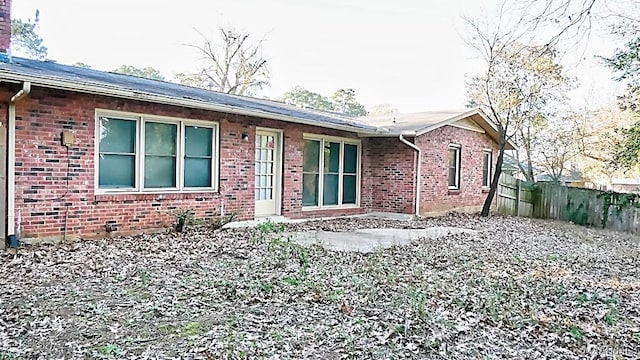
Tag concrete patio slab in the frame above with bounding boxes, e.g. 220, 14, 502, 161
282, 226, 478, 253
223, 212, 413, 229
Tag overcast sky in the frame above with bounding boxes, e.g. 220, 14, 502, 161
12, 0, 625, 112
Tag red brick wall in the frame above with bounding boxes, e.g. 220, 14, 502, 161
363, 137, 416, 214
0, 0, 11, 53
1, 86, 370, 240
1, 84, 502, 240
417, 125, 498, 213
277, 121, 372, 219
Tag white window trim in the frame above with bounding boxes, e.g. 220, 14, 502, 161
94, 109, 219, 194
482, 149, 492, 189
448, 144, 461, 190
302, 134, 361, 210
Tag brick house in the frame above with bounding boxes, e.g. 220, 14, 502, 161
0, 1, 512, 244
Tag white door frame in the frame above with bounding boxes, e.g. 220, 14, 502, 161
254, 128, 283, 217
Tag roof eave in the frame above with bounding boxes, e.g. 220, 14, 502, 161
414, 108, 516, 150
357, 130, 417, 137
0, 70, 379, 135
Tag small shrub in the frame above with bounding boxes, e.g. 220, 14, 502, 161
172, 208, 200, 232
211, 213, 237, 230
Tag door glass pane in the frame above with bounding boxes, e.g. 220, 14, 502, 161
99, 117, 136, 153
303, 140, 320, 172
145, 156, 177, 188
185, 126, 212, 157
99, 154, 135, 188
343, 174, 357, 204
302, 174, 318, 206
145, 122, 177, 155
324, 142, 340, 173
343, 144, 358, 173
323, 174, 339, 205
184, 158, 211, 187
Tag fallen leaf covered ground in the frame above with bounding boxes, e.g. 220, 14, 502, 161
1, 213, 639, 359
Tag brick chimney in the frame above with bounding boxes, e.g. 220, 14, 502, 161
0, 0, 11, 57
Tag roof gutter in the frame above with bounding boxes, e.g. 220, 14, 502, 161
7, 81, 31, 243
0, 71, 379, 136
398, 134, 421, 216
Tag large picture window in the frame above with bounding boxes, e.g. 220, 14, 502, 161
303, 136, 360, 208
448, 145, 461, 190
97, 111, 218, 192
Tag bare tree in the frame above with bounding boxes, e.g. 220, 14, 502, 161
176, 28, 269, 96
516, 0, 640, 45
466, 3, 574, 216
534, 123, 579, 181
368, 103, 398, 116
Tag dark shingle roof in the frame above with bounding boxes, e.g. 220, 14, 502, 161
0, 57, 378, 133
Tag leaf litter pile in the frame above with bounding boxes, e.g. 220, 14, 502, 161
1, 213, 639, 359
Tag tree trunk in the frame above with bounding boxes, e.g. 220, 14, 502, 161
526, 157, 534, 182
481, 135, 507, 217
523, 127, 535, 182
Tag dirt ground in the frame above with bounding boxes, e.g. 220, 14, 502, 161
1, 213, 639, 359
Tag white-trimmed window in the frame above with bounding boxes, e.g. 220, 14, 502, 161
482, 150, 492, 188
302, 135, 360, 208
96, 111, 218, 193
448, 144, 461, 190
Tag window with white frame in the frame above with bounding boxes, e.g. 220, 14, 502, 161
302, 136, 360, 208
448, 145, 461, 190
482, 150, 492, 188
97, 112, 218, 192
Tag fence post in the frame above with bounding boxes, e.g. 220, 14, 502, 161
516, 180, 521, 217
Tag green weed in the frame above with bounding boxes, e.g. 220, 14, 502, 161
283, 276, 300, 286
568, 325, 584, 342
96, 344, 121, 356
139, 269, 151, 285
605, 307, 619, 325
405, 287, 429, 319
181, 321, 202, 337
256, 219, 285, 234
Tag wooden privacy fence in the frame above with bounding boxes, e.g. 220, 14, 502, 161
497, 174, 640, 234
497, 173, 535, 217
